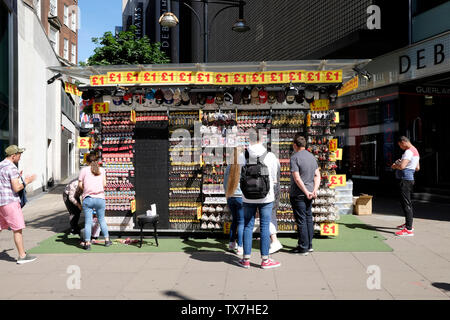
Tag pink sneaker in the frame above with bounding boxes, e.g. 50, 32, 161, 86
237, 259, 250, 269
395, 228, 414, 237
397, 224, 414, 231
261, 258, 281, 269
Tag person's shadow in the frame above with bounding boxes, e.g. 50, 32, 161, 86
0, 249, 17, 262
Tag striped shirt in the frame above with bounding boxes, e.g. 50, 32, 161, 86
0, 159, 21, 206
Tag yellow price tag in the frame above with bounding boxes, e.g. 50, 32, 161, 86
328, 174, 346, 188
77, 137, 92, 149
123, 71, 141, 84
335, 112, 340, 123
329, 152, 336, 162
90, 75, 107, 86
335, 148, 343, 160
197, 207, 202, 220
195, 72, 214, 84
130, 200, 136, 213
329, 138, 338, 152
93, 102, 109, 114
223, 222, 231, 234
311, 99, 330, 111
320, 223, 339, 236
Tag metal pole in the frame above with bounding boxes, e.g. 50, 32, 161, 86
408, 0, 412, 44
204, 0, 208, 63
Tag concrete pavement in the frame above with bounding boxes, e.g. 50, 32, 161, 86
1, 189, 449, 300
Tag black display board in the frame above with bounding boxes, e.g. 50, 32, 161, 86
134, 121, 170, 229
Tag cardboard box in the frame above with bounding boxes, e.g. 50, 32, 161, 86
354, 194, 373, 215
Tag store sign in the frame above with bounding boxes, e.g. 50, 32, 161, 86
134, 2, 143, 39
77, 137, 92, 149
320, 223, 338, 236
65, 82, 82, 96
93, 102, 109, 114
338, 76, 359, 96
91, 70, 343, 86
328, 174, 346, 188
414, 85, 450, 96
160, 0, 171, 58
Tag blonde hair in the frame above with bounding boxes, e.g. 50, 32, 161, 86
226, 147, 241, 198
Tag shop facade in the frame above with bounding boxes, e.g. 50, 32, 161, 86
334, 31, 450, 197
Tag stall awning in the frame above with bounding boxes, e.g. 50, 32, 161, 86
49, 59, 371, 88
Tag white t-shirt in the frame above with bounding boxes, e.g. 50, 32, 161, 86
238, 144, 280, 204
402, 146, 420, 170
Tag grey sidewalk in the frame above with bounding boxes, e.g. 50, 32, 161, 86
1, 189, 449, 300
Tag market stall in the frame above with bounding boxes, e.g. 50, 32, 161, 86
53, 60, 370, 237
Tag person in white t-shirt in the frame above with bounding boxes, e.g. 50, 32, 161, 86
391, 136, 420, 237
237, 129, 281, 269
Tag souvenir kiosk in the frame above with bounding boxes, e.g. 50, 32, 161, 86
53, 60, 370, 237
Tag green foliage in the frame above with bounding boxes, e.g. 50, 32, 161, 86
80, 25, 170, 66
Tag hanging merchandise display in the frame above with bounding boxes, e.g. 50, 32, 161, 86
51, 60, 367, 237
168, 111, 202, 230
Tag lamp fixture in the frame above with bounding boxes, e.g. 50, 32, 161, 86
159, 12, 179, 27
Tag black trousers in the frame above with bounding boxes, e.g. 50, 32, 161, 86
290, 195, 313, 251
399, 180, 414, 230
63, 193, 81, 233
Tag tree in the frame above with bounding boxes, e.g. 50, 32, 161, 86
80, 25, 170, 66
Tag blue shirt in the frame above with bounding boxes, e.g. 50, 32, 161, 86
223, 165, 242, 197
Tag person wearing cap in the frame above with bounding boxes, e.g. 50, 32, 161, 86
0, 145, 37, 264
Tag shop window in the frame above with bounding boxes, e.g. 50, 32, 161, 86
64, 5, 68, 26
64, 38, 68, 60
49, 0, 57, 17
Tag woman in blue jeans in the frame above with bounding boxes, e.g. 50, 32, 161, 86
224, 147, 244, 255
78, 153, 111, 250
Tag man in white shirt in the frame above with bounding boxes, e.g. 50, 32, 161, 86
391, 136, 420, 236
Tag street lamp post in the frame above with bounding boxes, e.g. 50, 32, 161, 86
159, 0, 250, 63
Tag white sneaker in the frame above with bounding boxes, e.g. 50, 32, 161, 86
269, 240, 283, 254
235, 246, 243, 255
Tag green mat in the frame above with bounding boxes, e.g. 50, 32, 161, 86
28, 214, 392, 254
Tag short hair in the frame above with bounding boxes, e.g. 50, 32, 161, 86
248, 128, 263, 144
398, 136, 410, 143
293, 133, 306, 148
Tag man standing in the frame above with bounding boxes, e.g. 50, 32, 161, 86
290, 134, 320, 255
391, 136, 420, 237
0, 145, 37, 264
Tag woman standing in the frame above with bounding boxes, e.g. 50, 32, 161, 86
224, 147, 244, 255
78, 153, 111, 250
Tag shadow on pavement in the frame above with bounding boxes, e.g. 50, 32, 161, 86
0, 249, 16, 262
162, 290, 192, 300
372, 196, 450, 222
343, 223, 397, 236
25, 209, 71, 233
180, 239, 228, 252
54, 232, 84, 249
432, 282, 450, 292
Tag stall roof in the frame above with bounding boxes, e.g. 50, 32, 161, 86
49, 59, 371, 84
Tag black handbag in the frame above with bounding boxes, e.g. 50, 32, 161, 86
18, 176, 28, 208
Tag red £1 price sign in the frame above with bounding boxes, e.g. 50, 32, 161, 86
320, 223, 339, 236
77, 137, 92, 149
328, 174, 346, 189
93, 102, 109, 114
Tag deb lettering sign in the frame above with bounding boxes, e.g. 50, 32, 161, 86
399, 43, 446, 74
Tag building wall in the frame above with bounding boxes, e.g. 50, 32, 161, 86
17, 0, 65, 194
58, 0, 78, 64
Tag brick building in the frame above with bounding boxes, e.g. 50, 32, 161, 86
30, 0, 78, 65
